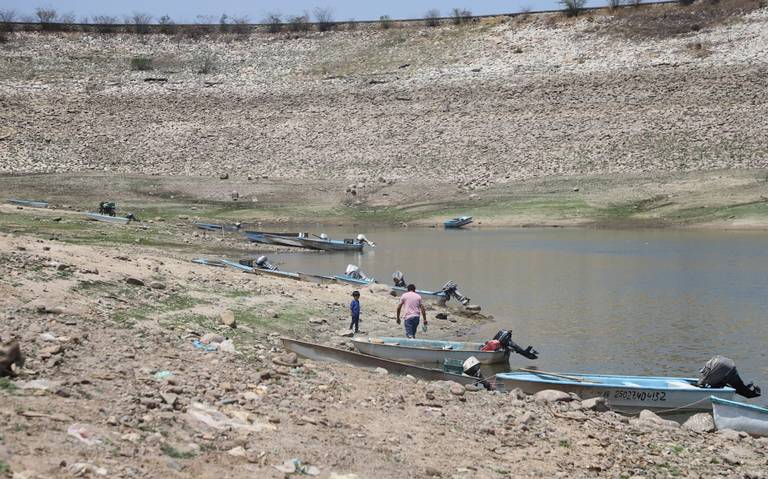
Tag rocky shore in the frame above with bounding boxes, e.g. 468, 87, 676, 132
2, 230, 768, 478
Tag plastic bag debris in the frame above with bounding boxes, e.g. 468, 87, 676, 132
153, 370, 173, 380
67, 423, 101, 446
186, 402, 276, 433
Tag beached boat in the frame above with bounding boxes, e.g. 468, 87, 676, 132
351, 337, 508, 365
282, 337, 490, 387
444, 216, 473, 228
297, 237, 366, 252
244, 232, 310, 248
84, 212, 133, 224
195, 222, 242, 232
333, 274, 376, 285
192, 258, 226, 267
7, 199, 49, 208
220, 259, 301, 280
711, 396, 768, 437
391, 286, 449, 303
495, 371, 735, 412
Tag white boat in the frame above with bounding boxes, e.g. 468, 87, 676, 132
711, 396, 768, 437
351, 337, 508, 365
495, 371, 735, 412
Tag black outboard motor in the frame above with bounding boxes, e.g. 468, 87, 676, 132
494, 330, 539, 360
255, 255, 278, 271
441, 281, 471, 306
698, 355, 761, 398
392, 271, 406, 288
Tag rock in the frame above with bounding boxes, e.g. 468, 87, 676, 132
149, 281, 166, 290
449, 383, 465, 396
338, 329, 354, 337
375, 367, 388, 375
201, 333, 225, 344
219, 311, 237, 328
126, 277, 145, 287
160, 392, 178, 407
534, 389, 572, 404
227, 446, 247, 458
580, 397, 609, 412
308, 318, 326, 325
682, 413, 715, 433
632, 409, 680, 429
435, 313, 448, 320
220, 173, 229, 179
464, 304, 482, 312
716, 429, 747, 441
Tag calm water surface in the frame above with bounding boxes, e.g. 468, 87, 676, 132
270, 227, 768, 405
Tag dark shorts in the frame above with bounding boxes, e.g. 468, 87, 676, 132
404, 316, 420, 338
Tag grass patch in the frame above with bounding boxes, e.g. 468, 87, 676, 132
0, 460, 9, 474
161, 444, 196, 459
130, 56, 153, 71
0, 378, 17, 392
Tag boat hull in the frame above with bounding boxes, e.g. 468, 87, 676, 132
297, 238, 365, 252
496, 372, 735, 412
444, 216, 473, 228
333, 275, 375, 286
351, 337, 508, 365
391, 286, 448, 303
84, 213, 131, 224
282, 337, 487, 387
8, 199, 48, 208
711, 396, 768, 437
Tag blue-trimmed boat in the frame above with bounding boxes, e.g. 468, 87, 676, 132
220, 259, 301, 280
8, 199, 49, 208
297, 234, 373, 252
391, 286, 448, 303
444, 216, 473, 228
495, 371, 735, 412
711, 396, 768, 436
192, 258, 226, 267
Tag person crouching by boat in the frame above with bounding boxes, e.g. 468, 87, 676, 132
397, 284, 428, 339
350, 291, 361, 334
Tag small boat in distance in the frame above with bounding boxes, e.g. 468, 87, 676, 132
297, 234, 375, 252
196, 222, 242, 232
84, 212, 135, 224
495, 371, 735, 413
351, 337, 509, 365
711, 396, 768, 437
7, 199, 49, 208
444, 216, 473, 228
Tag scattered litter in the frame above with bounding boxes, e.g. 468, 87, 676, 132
38, 332, 58, 342
67, 423, 102, 446
193, 339, 218, 352
274, 458, 320, 476
153, 370, 173, 380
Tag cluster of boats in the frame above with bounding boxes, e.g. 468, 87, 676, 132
284, 335, 768, 435
197, 223, 376, 252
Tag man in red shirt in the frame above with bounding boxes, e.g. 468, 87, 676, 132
396, 284, 428, 338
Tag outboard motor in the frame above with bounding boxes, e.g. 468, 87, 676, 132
441, 281, 471, 306
356, 234, 375, 247
698, 355, 761, 398
319, 233, 329, 240
493, 330, 539, 360
255, 255, 278, 271
463, 356, 492, 390
345, 264, 369, 281
392, 271, 406, 287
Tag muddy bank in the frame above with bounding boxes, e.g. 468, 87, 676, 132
2, 232, 768, 478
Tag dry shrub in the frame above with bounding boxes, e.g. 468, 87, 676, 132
130, 56, 153, 71
608, 0, 762, 39
686, 41, 712, 57
424, 9, 441, 27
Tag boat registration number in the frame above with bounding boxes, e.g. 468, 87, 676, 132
602, 390, 667, 402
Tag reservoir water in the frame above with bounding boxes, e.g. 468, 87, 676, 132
270, 227, 768, 406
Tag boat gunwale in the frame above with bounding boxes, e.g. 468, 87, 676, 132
351, 337, 498, 355
497, 372, 735, 393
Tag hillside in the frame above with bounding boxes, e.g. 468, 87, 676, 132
1, 4, 766, 187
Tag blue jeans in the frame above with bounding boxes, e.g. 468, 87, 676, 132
404, 316, 420, 338
350, 315, 360, 332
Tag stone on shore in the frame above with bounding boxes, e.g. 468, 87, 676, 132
534, 389, 572, 404
682, 413, 715, 434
